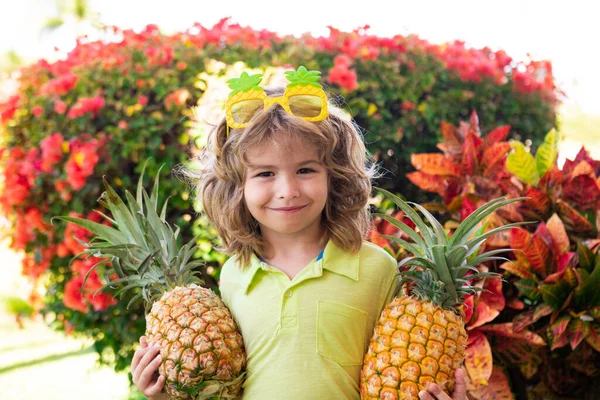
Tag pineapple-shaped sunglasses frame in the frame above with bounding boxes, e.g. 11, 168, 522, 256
225, 65, 329, 130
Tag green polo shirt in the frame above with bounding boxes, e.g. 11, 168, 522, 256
219, 240, 397, 399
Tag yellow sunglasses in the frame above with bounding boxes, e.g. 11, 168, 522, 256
225, 66, 329, 130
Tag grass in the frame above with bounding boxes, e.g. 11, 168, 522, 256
0, 314, 135, 400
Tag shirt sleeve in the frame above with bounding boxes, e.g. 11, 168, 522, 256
218, 258, 235, 310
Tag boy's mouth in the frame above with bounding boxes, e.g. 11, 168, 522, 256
270, 205, 307, 213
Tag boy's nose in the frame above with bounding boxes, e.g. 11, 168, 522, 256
276, 177, 300, 199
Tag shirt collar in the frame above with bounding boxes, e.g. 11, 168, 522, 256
238, 240, 360, 295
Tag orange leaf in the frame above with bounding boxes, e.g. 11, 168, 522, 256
499, 260, 534, 279
461, 133, 479, 175
546, 213, 569, 255
411, 153, 461, 177
484, 125, 511, 145
482, 142, 511, 176
562, 175, 600, 211
571, 160, 595, 178
478, 323, 546, 346
469, 110, 481, 137
480, 278, 505, 311
439, 121, 462, 156
548, 314, 571, 350
567, 318, 589, 350
585, 324, 600, 352
513, 304, 553, 332
465, 330, 493, 388
557, 199, 594, 233
405, 171, 449, 194
524, 234, 551, 277
469, 301, 501, 330
521, 188, 550, 218
469, 366, 515, 400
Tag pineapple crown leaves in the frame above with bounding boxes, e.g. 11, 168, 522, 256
51, 159, 205, 310
227, 71, 264, 97
284, 65, 323, 88
375, 187, 532, 309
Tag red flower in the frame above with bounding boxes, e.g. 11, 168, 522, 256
333, 54, 353, 68
164, 89, 189, 110
328, 55, 359, 92
39, 73, 78, 96
0, 95, 20, 123
138, 95, 149, 106
65, 138, 101, 190
66, 95, 105, 119
401, 101, 416, 111
54, 100, 67, 114
40, 132, 64, 172
32, 106, 44, 117
64, 276, 89, 313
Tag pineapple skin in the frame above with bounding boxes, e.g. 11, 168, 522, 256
145, 284, 246, 399
360, 297, 468, 400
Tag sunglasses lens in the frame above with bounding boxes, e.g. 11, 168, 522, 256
231, 100, 264, 124
288, 95, 323, 118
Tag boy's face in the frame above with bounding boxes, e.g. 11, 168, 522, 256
243, 136, 328, 240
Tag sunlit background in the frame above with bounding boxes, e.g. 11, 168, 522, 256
1, 1, 598, 398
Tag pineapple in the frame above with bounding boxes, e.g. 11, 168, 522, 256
52, 162, 246, 400
361, 189, 527, 399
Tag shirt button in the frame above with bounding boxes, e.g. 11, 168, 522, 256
285, 290, 293, 298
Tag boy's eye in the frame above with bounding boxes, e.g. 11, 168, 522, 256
256, 171, 274, 178
298, 168, 315, 174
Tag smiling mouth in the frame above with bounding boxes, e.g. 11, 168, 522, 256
270, 205, 307, 212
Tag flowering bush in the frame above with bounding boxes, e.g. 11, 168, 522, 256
371, 112, 599, 397
0, 20, 559, 374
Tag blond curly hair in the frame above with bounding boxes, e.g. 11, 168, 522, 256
175, 87, 380, 267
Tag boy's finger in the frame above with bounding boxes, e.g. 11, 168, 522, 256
131, 347, 148, 373
145, 374, 166, 396
138, 353, 162, 389
418, 391, 433, 400
452, 368, 467, 399
133, 346, 160, 382
427, 383, 451, 400
140, 336, 147, 348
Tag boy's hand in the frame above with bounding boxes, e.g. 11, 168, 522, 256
131, 336, 168, 400
418, 367, 467, 400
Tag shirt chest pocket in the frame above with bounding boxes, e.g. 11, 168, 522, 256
316, 300, 369, 366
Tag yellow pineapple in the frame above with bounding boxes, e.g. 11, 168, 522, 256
53, 162, 246, 399
361, 189, 526, 399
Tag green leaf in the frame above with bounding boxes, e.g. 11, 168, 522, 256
51, 216, 128, 244
574, 263, 600, 308
540, 282, 572, 310
535, 129, 558, 178
410, 202, 448, 245
101, 176, 146, 246
577, 243, 595, 271
445, 245, 468, 270
449, 197, 526, 248
506, 141, 540, 186
515, 278, 541, 301
375, 188, 435, 246
381, 234, 424, 258
432, 245, 457, 302
373, 213, 427, 250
